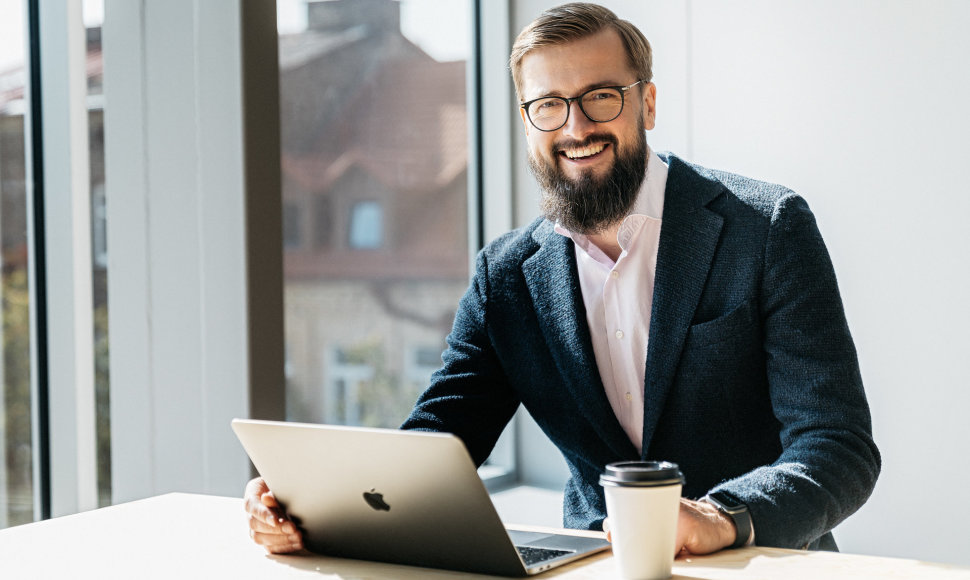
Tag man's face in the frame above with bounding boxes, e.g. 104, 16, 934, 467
518, 28, 657, 234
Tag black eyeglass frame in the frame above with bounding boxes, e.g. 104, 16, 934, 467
519, 79, 646, 132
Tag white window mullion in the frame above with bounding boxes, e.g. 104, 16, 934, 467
104, 0, 283, 503
40, 0, 98, 517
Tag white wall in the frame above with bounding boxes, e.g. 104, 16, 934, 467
507, 0, 970, 566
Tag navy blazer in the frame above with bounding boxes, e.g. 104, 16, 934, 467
403, 153, 880, 550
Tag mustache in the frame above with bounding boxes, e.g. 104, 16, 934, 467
554, 133, 619, 152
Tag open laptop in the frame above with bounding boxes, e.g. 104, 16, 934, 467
231, 419, 610, 576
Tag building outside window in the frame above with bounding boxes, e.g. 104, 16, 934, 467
0, 0, 33, 529
83, 0, 110, 510
0, 0, 110, 526
279, 0, 472, 430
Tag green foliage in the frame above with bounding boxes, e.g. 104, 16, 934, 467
341, 338, 423, 429
3, 266, 33, 526
93, 301, 110, 508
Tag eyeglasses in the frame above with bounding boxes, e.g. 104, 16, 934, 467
520, 80, 645, 132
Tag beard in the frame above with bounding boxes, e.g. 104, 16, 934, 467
529, 126, 647, 235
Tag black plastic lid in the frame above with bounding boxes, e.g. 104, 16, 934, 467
599, 461, 685, 488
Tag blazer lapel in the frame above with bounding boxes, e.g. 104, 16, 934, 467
641, 154, 725, 456
523, 223, 639, 459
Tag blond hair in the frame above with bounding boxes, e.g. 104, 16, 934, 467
509, 3, 653, 100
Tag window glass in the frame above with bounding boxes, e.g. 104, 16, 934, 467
348, 201, 383, 249
278, 0, 471, 429
83, 0, 110, 509
0, 0, 33, 528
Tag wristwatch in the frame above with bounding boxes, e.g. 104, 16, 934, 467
703, 491, 752, 549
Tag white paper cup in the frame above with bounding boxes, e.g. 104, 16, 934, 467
600, 461, 684, 580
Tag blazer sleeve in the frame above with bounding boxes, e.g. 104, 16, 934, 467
400, 249, 521, 466
713, 193, 880, 548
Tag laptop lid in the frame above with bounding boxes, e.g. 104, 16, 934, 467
231, 419, 609, 576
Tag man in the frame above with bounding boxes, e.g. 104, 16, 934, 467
246, 2, 879, 556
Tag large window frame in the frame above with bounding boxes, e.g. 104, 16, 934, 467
19, 0, 555, 522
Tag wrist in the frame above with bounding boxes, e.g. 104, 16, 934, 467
702, 491, 752, 549
712, 505, 740, 548
692, 499, 737, 549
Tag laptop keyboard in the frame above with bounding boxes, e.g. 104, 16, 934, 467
516, 545, 574, 566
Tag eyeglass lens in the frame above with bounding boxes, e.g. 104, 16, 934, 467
527, 87, 624, 131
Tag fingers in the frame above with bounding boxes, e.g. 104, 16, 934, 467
261, 491, 280, 508
243, 477, 303, 554
249, 514, 304, 554
244, 478, 279, 527
602, 518, 612, 542
250, 514, 298, 536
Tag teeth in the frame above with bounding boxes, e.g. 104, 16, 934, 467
564, 143, 606, 159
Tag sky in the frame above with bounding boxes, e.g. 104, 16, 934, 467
1, 0, 469, 74
0, 1, 26, 73
279, 0, 471, 62
0, 0, 104, 73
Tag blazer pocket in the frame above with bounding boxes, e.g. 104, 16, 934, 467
686, 299, 757, 348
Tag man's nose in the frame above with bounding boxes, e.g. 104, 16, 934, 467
560, 102, 596, 139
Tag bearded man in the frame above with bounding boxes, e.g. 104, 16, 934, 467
245, 2, 879, 557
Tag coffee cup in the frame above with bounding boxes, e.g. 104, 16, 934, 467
600, 461, 684, 580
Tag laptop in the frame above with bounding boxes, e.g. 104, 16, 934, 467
231, 419, 610, 576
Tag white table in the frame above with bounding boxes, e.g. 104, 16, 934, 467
2, 493, 968, 579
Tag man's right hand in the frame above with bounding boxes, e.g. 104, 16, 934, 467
244, 477, 304, 554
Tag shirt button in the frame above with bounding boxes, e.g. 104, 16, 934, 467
615, 330, 624, 339
625, 392, 632, 402
611, 271, 619, 279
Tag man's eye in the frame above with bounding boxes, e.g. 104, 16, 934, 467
531, 99, 565, 117
587, 90, 619, 102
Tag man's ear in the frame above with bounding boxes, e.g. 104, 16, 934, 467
642, 82, 657, 131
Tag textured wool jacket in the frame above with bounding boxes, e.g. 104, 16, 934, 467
402, 152, 880, 551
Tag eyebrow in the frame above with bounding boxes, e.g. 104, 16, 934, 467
525, 79, 629, 102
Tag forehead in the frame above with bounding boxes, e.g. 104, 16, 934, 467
518, 28, 634, 101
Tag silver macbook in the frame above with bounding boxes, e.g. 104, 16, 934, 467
231, 419, 610, 576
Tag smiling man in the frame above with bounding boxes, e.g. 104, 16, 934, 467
245, 2, 879, 557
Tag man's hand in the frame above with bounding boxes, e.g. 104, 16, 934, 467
672, 497, 738, 556
244, 477, 304, 554
603, 498, 738, 557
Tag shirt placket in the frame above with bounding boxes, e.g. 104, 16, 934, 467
603, 252, 638, 442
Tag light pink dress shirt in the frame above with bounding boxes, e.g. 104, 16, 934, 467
554, 148, 667, 454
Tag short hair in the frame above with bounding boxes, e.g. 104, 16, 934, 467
509, 3, 653, 100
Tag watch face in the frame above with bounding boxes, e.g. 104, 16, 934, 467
709, 491, 745, 512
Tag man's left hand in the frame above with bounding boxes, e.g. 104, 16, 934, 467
603, 497, 738, 556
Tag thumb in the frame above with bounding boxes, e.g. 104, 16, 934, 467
260, 491, 279, 508
602, 518, 612, 543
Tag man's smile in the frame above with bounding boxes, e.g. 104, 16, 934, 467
559, 142, 611, 164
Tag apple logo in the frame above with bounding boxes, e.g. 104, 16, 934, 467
363, 488, 391, 511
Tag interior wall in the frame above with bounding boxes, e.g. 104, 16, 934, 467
508, 0, 970, 565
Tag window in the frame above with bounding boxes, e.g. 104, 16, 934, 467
84, 0, 110, 511
283, 202, 302, 249
279, 0, 472, 429
405, 345, 443, 393
348, 200, 383, 249
0, 0, 32, 528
